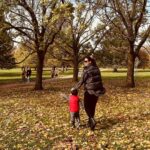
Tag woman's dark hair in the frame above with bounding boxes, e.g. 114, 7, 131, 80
85, 56, 97, 66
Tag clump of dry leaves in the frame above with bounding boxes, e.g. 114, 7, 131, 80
0, 78, 150, 149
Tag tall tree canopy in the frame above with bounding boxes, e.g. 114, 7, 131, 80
56, 0, 107, 81
0, 6, 15, 69
99, 0, 150, 87
3, 0, 73, 89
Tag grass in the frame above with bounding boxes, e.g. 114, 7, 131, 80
0, 78, 150, 149
0, 68, 150, 84
0, 68, 51, 84
102, 70, 150, 79
60, 68, 150, 79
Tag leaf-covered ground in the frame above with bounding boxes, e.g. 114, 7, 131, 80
0, 78, 150, 149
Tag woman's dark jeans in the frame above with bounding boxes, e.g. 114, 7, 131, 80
84, 91, 98, 118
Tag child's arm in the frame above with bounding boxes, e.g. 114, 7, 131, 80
59, 92, 69, 101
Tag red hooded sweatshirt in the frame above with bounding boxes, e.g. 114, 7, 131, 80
69, 95, 79, 112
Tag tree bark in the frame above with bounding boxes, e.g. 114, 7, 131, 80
34, 51, 45, 90
73, 57, 79, 82
113, 67, 118, 72
126, 51, 135, 87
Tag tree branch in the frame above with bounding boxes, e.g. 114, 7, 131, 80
134, 0, 147, 36
135, 25, 150, 55
5, 21, 35, 41
13, 51, 36, 64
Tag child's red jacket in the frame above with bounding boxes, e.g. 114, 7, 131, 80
69, 95, 79, 112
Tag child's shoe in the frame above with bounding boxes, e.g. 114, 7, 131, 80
70, 122, 75, 128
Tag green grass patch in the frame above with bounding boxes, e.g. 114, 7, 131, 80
0, 68, 150, 84
60, 68, 150, 79
0, 68, 51, 84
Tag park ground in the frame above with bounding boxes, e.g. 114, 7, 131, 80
0, 68, 150, 149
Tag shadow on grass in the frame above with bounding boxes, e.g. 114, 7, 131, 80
94, 112, 150, 131
96, 117, 122, 130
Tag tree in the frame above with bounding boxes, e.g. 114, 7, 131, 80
95, 48, 127, 70
13, 43, 37, 68
96, 22, 128, 70
56, 0, 106, 81
102, 0, 150, 87
138, 48, 150, 68
0, 6, 15, 69
4, 0, 73, 90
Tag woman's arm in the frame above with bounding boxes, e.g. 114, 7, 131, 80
73, 70, 88, 89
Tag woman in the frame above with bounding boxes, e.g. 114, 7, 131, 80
73, 56, 105, 130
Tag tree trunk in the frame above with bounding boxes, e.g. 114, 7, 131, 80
113, 67, 118, 72
73, 58, 79, 82
34, 52, 45, 90
126, 51, 135, 87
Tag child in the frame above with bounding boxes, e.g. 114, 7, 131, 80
69, 88, 80, 128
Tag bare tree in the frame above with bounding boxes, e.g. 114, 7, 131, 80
56, 0, 108, 81
102, 0, 150, 87
4, 0, 70, 90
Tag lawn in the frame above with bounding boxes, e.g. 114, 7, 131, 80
60, 68, 150, 79
0, 78, 150, 149
0, 68, 51, 84
0, 68, 149, 84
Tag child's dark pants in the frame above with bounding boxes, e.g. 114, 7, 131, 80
70, 112, 80, 127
